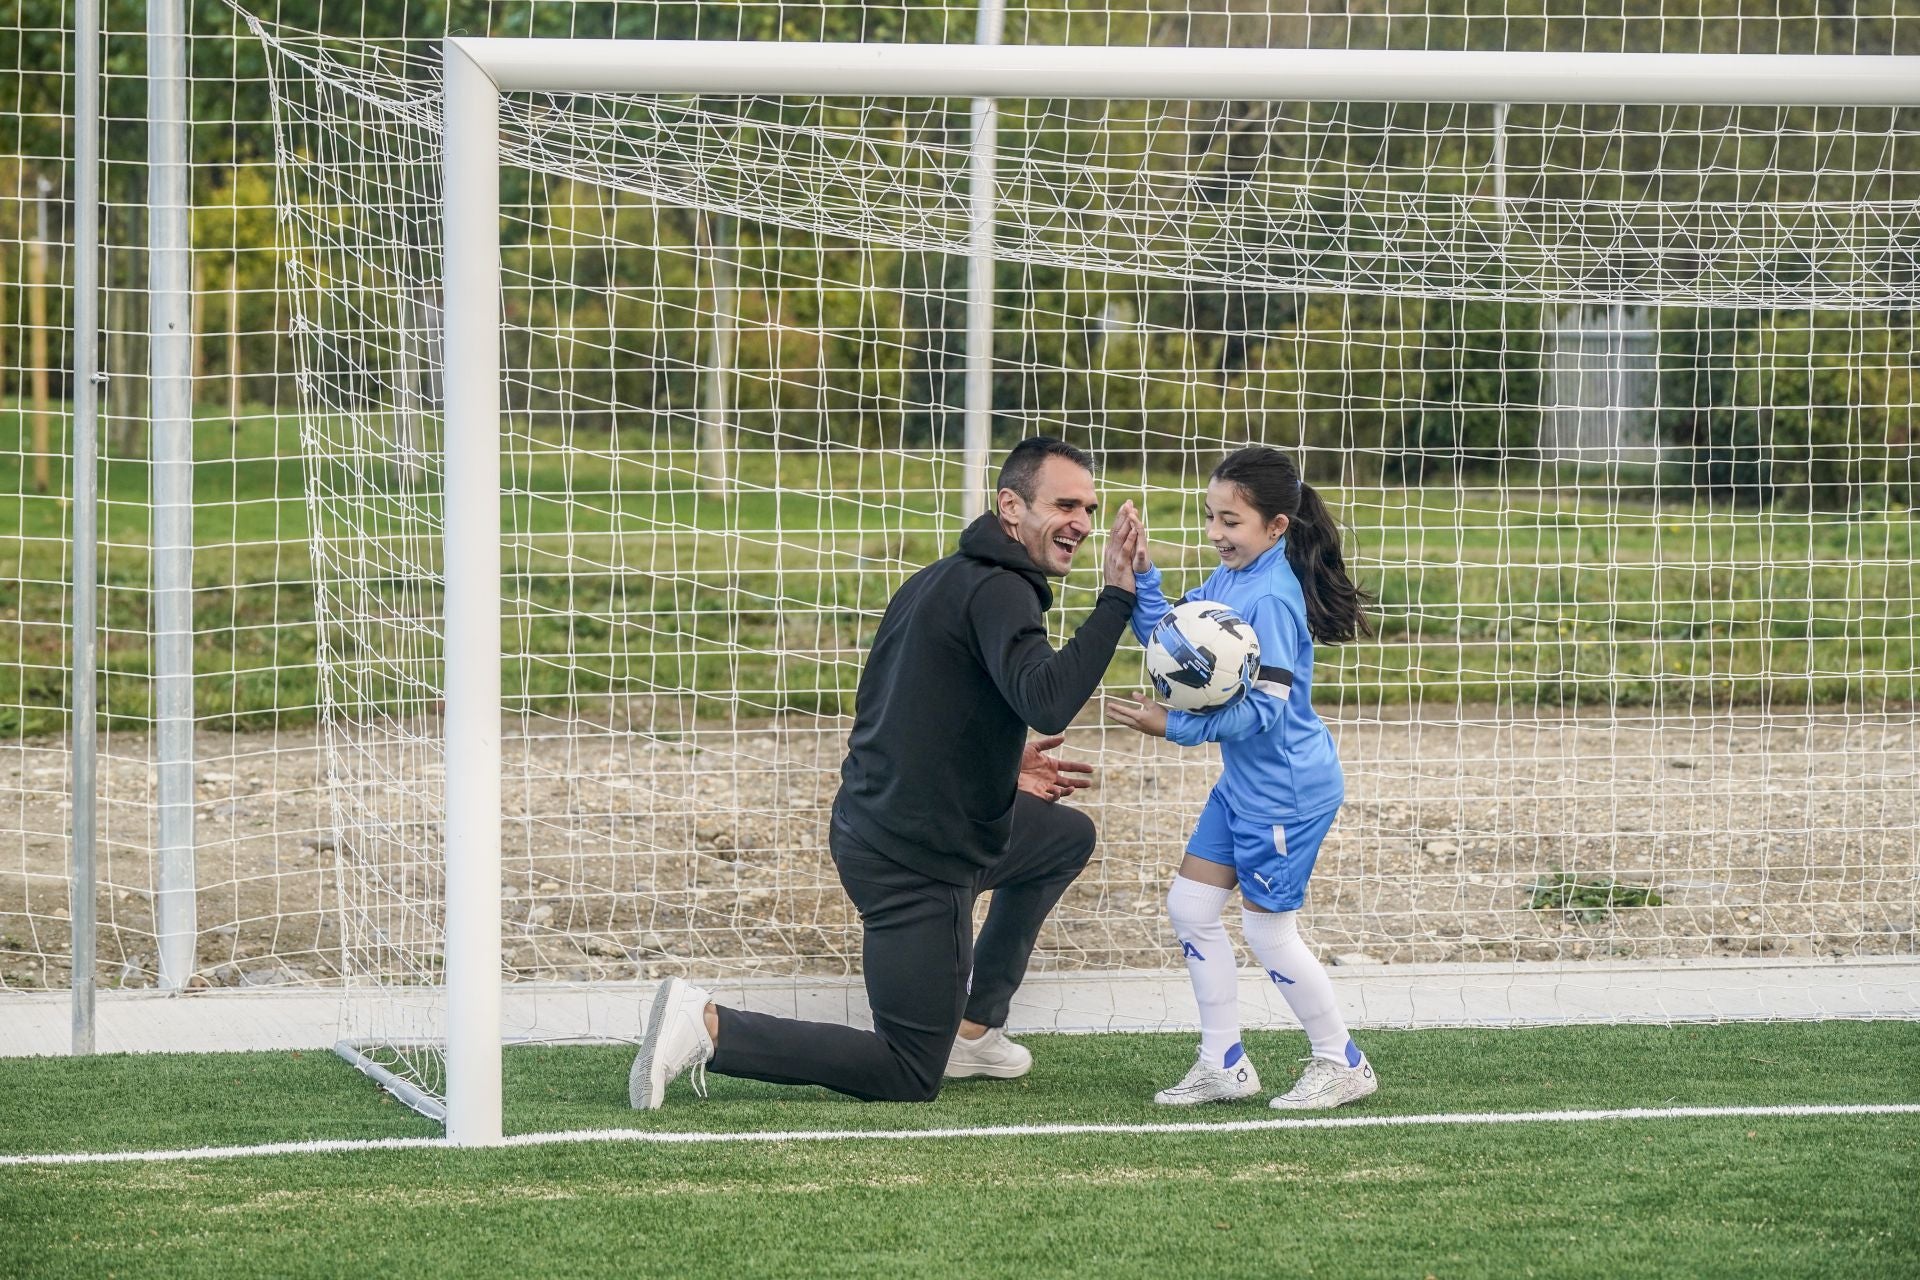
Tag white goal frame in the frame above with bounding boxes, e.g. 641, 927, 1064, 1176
424, 39, 1920, 1146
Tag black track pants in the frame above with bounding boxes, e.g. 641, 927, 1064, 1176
707, 793, 1096, 1102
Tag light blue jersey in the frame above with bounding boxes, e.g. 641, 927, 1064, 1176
1130, 539, 1344, 821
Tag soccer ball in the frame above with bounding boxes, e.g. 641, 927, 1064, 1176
1144, 600, 1261, 713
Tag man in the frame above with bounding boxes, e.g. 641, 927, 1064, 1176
631, 437, 1142, 1105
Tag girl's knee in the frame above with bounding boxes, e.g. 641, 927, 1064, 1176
1166, 875, 1232, 931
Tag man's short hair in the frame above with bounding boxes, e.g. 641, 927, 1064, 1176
996, 437, 1094, 504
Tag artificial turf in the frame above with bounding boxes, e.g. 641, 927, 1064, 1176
2, 1021, 1915, 1278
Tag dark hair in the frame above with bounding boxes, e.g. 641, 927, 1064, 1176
1212, 446, 1373, 645
996, 436, 1094, 503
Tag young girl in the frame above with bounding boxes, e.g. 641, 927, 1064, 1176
1107, 446, 1375, 1109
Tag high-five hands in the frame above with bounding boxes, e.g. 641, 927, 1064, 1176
1105, 691, 1169, 739
1104, 501, 1161, 735
1103, 500, 1144, 592
1017, 734, 1094, 803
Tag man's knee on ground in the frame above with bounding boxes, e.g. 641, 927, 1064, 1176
862, 1031, 952, 1102
893, 1077, 944, 1103
870, 1067, 944, 1103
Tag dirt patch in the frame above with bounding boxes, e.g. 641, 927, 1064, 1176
3, 707, 1915, 990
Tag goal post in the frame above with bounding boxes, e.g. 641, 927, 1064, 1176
383, 39, 1920, 1146
441, 38, 506, 1150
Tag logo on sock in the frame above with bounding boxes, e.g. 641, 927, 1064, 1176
1181, 940, 1206, 961
1267, 969, 1295, 986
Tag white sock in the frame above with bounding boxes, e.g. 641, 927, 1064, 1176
1165, 876, 1242, 1069
1241, 908, 1357, 1066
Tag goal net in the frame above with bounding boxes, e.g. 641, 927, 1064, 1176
259, 26, 1920, 1127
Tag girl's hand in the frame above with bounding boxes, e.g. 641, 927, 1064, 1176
1105, 691, 1169, 739
1132, 510, 1153, 574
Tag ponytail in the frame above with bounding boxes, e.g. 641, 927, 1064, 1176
1211, 447, 1373, 645
1285, 480, 1373, 645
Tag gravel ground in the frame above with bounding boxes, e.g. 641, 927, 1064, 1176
3, 706, 1915, 991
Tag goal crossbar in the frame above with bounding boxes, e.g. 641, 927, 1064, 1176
435, 38, 1920, 1146
454, 40, 1920, 105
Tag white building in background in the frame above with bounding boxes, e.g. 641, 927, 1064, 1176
1539, 303, 1664, 469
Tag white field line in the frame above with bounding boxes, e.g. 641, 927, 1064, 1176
6, 1103, 1918, 1168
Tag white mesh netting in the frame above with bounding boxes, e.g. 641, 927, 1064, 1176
258, 25, 1917, 1104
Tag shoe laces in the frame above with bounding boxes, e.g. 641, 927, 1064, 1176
671, 998, 714, 1098
964, 1027, 1006, 1055
1293, 1056, 1345, 1087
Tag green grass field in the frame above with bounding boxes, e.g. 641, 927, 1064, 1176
2, 403, 1914, 736
3, 1021, 1916, 1278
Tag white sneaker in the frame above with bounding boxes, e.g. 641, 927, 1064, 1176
1154, 1049, 1262, 1106
629, 977, 715, 1109
944, 1026, 1033, 1079
1269, 1052, 1378, 1110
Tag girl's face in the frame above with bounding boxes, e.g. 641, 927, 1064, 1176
1204, 478, 1289, 570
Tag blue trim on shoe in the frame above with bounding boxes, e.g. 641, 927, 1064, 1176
1344, 1038, 1363, 1068
1223, 1042, 1245, 1068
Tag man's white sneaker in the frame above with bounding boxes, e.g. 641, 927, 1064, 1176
944, 1026, 1033, 1079
1269, 1053, 1378, 1110
629, 977, 715, 1109
1154, 1050, 1262, 1106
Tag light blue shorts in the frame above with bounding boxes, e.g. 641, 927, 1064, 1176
1185, 789, 1340, 912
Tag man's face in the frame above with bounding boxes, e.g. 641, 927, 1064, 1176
999, 456, 1099, 578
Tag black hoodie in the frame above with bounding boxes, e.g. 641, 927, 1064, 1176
835, 513, 1136, 884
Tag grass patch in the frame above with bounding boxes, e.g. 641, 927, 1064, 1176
1528, 874, 1667, 923
0, 1022, 1915, 1278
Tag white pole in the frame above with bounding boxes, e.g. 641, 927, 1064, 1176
148, 0, 195, 993
1492, 101, 1509, 225
698, 212, 733, 498
961, 0, 1004, 519
459, 42, 1920, 105
70, 0, 100, 1054
441, 39, 504, 1148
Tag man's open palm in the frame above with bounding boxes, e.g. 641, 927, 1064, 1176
1018, 734, 1093, 802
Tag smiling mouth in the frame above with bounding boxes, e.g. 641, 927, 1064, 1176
1054, 538, 1080, 556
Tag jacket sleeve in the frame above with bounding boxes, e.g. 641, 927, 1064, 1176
1164, 595, 1296, 746
969, 575, 1137, 735
1128, 564, 1173, 647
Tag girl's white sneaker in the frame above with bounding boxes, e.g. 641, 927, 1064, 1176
1153, 1051, 1261, 1105
1269, 1054, 1377, 1110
